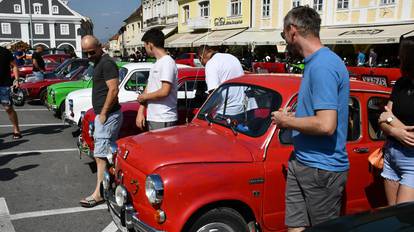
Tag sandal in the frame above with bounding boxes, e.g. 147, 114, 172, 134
79, 196, 105, 208
12, 133, 22, 139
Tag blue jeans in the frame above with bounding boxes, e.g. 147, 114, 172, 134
93, 110, 123, 158
382, 140, 414, 188
0, 86, 11, 105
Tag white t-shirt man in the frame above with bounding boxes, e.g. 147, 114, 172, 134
146, 55, 178, 122
205, 53, 244, 92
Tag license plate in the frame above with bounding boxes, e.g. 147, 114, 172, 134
362, 76, 387, 87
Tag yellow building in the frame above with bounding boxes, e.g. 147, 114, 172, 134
167, 0, 414, 48
167, 0, 252, 47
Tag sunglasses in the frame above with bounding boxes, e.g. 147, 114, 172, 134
84, 50, 96, 56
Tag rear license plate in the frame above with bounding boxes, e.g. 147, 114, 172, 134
362, 76, 387, 87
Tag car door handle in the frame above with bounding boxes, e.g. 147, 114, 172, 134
353, 147, 370, 154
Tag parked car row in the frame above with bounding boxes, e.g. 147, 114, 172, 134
12, 56, 413, 231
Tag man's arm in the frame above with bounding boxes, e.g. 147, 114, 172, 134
100, 78, 119, 118
137, 81, 172, 103
11, 60, 19, 87
273, 109, 337, 136
379, 101, 414, 146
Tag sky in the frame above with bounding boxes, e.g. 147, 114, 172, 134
68, 0, 141, 43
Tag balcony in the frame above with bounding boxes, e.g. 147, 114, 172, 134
146, 17, 167, 27
187, 17, 211, 30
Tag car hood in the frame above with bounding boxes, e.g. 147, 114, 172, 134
118, 124, 253, 174
21, 79, 63, 88
67, 88, 92, 99
50, 80, 87, 91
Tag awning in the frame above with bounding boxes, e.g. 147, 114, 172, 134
165, 32, 209, 48
193, 28, 246, 47
162, 27, 177, 37
320, 23, 414, 44
223, 29, 284, 46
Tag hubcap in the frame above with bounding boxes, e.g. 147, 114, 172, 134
196, 223, 235, 232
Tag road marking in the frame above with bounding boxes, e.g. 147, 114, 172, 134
0, 148, 78, 156
10, 205, 107, 221
0, 123, 63, 128
0, 109, 48, 112
0, 198, 16, 232
102, 222, 118, 232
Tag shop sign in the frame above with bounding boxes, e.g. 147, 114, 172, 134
338, 29, 384, 36
214, 17, 243, 27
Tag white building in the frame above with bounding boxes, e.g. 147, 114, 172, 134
142, 0, 178, 37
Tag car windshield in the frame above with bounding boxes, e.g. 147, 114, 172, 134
198, 84, 282, 137
119, 67, 128, 82
78, 65, 94, 81
54, 59, 72, 75
62, 66, 83, 80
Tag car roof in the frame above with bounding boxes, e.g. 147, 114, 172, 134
121, 62, 191, 70
226, 74, 391, 98
177, 67, 205, 79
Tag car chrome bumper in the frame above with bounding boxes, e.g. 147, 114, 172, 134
62, 113, 78, 127
104, 184, 164, 232
46, 103, 58, 111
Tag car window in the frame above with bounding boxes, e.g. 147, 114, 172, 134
279, 97, 361, 144
198, 84, 282, 137
367, 97, 388, 140
124, 70, 150, 93
177, 80, 208, 109
119, 67, 128, 83
79, 65, 94, 81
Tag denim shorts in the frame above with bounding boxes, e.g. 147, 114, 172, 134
381, 140, 414, 188
0, 86, 11, 106
93, 110, 123, 158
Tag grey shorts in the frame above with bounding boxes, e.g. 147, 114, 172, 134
147, 121, 177, 131
382, 140, 414, 188
0, 86, 12, 106
94, 110, 123, 158
285, 157, 348, 227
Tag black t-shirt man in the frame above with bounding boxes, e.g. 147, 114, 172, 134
0, 47, 14, 87
92, 54, 121, 115
32, 52, 45, 72
391, 77, 414, 126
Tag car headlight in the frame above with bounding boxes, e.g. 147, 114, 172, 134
145, 174, 163, 205
103, 170, 110, 190
50, 90, 56, 103
115, 185, 127, 207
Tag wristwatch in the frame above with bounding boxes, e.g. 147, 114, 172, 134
386, 116, 394, 124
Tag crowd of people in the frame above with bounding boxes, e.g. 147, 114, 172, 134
1, 5, 414, 231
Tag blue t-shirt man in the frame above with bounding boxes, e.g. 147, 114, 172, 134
357, 51, 365, 66
292, 47, 350, 172
14, 51, 25, 66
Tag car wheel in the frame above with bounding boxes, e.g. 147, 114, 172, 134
39, 89, 47, 105
11, 88, 25, 107
55, 102, 65, 118
188, 208, 248, 232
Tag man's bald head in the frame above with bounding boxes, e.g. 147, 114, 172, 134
81, 35, 101, 50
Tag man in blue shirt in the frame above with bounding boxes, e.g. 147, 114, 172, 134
357, 50, 365, 66
272, 6, 350, 231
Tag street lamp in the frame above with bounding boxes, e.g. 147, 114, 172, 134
28, 0, 34, 47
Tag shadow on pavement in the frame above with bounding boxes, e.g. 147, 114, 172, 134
27, 100, 43, 106
0, 164, 39, 181
86, 161, 97, 174
0, 152, 42, 167
0, 125, 70, 139
0, 139, 29, 150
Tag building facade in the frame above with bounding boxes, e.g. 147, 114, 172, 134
0, 0, 86, 56
252, 0, 414, 29
122, 6, 144, 55
142, 0, 178, 36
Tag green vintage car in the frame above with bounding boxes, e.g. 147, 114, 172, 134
46, 65, 94, 117
46, 61, 129, 117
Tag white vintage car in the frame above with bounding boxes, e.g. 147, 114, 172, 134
63, 62, 190, 126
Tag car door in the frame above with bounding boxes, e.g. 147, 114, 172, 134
118, 69, 150, 103
177, 79, 208, 124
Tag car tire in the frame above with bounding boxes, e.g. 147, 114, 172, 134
188, 208, 249, 232
55, 102, 65, 118
39, 89, 47, 105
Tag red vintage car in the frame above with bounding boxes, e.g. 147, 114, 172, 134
347, 66, 401, 87
103, 74, 391, 232
20, 59, 89, 103
78, 67, 207, 157
15, 54, 71, 78
175, 53, 202, 67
